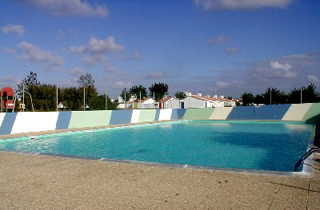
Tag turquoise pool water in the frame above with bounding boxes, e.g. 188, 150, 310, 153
0, 121, 314, 172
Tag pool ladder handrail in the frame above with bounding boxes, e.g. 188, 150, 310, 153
294, 147, 320, 172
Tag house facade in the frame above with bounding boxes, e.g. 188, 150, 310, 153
117, 92, 237, 109
137, 97, 156, 109
117, 97, 157, 109
166, 92, 236, 109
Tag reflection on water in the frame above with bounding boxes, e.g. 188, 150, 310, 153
211, 123, 231, 127
159, 124, 173, 129
284, 123, 310, 131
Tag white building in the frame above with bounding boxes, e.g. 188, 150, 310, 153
117, 94, 136, 109
118, 95, 135, 103
117, 92, 237, 109
137, 97, 156, 109
158, 96, 173, 109
166, 92, 236, 109
117, 97, 157, 109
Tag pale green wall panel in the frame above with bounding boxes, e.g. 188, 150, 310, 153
139, 110, 156, 122
68, 110, 112, 129
209, 107, 233, 120
282, 104, 312, 121
182, 108, 214, 120
302, 103, 320, 122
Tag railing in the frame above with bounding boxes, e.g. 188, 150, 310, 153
294, 147, 320, 171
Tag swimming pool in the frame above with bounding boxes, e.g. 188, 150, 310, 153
0, 120, 314, 172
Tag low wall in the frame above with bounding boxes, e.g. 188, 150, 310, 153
11, 112, 59, 134
0, 103, 319, 135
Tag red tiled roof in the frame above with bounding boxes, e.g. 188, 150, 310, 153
137, 97, 152, 103
159, 96, 172, 103
191, 95, 233, 102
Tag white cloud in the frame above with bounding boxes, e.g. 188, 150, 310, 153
270, 61, 291, 71
70, 37, 124, 55
282, 52, 320, 65
307, 75, 320, 84
112, 81, 132, 89
106, 64, 116, 73
226, 47, 239, 54
55, 29, 79, 40
146, 72, 164, 79
20, 0, 108, 17
216, 81, 230, 88
70, 46, 85, 54
65, 68, 87, 86
216, 80, 243, 89
17, 42, 63, 71
206, 36, 228, 45
133, 51, 141, 60
70, 37, 123, 67
194, 52, 320, 96
1, 24, 25, 36
1, 47, 16, 54
194, 0, 294, 11
82, 54, 107, 66
249, 52, 320, 89
270, 61, 297, 78
69, 68, 86, 77
252, 61, 297, 82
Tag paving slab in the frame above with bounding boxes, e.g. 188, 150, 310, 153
0, 151, 320, 210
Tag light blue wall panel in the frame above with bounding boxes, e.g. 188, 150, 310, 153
0, 113, 17, 135
227, 105, 291, 120
171, 109, 187, 120
109, 110, 133, 125
227, 106, 255, 120
55, 111, 72, 130
154, 109, 160, 121
254, 104, 291, 120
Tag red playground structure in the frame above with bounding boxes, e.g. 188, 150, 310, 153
1, 87, 14, 112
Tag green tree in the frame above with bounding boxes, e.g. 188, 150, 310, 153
60, 87, 82, 110
86, 86, 99, 110
302, 83, 320, 103
174, 92, 187, 108
148, 82, 168, 101
17, 71, 40, 93
77, 73, 98, 110
77, 73, 95, 88
105, 95, 118, 110
241, 92, 254, 106
28, 84, 57, 111
254, 94, 264, 105
289, 84, 320, 104
288, 88, 301, 104
14, 71, 121, 111
129, 85, 148, 100
120, 88, 131, 103
262, 88, 288, 104
87, 94, 117, 110
16, 72, 41, 111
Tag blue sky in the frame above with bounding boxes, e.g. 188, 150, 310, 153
1, 0, 320, 98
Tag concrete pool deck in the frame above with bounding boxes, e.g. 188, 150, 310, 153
0, 151, 320, 209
